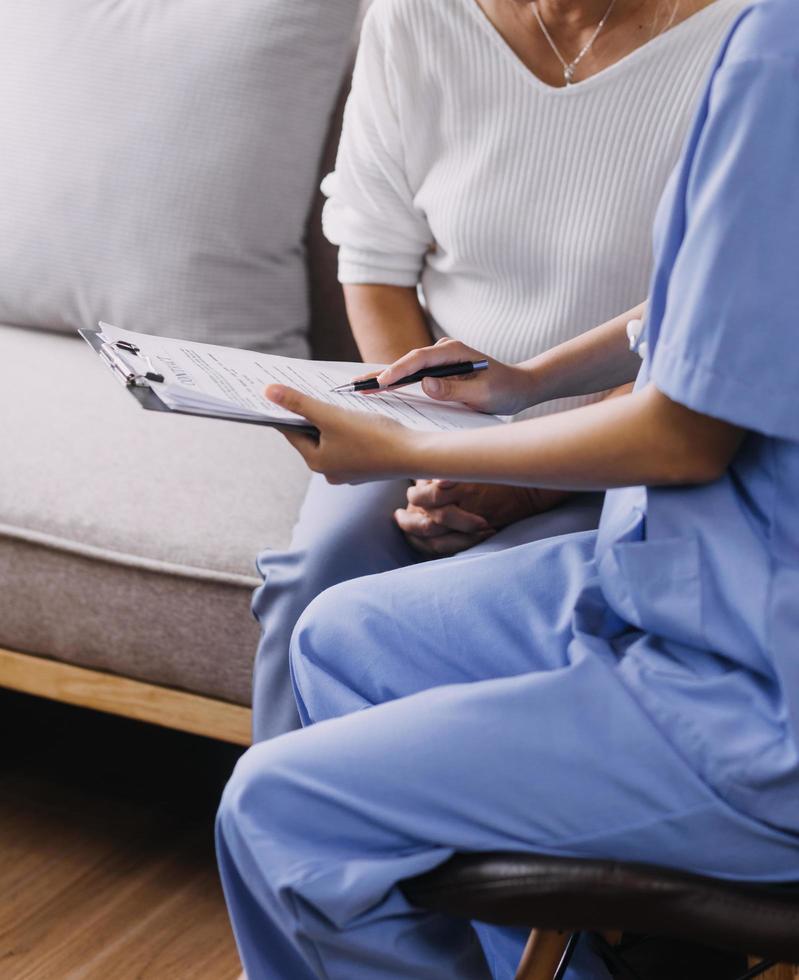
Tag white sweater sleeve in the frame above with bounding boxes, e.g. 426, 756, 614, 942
321, 5, 432, 287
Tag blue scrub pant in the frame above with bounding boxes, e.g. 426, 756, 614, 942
218, 528, 799, 979
250, 475, 604, 740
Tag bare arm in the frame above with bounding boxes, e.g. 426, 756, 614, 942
268, 382, 745, 490
405, 385, 743, 489
344, 284, 433, 364
522, 302, 646, 403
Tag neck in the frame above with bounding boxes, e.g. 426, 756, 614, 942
529, 0, 638, 31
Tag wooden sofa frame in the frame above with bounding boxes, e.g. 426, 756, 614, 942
0, 646, 251, 745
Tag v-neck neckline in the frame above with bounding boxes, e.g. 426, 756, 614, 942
463, 0, 730, 95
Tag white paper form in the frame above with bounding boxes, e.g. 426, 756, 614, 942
97, 324, 503, 433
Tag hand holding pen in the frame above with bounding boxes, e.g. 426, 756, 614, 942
331, 357, 488, 394
331, 338, 529, 417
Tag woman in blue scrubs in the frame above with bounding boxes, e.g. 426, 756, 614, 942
217, 1, 799, 976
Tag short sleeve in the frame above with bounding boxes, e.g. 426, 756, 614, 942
321, 5, 433, 287
650, 52, 799, 441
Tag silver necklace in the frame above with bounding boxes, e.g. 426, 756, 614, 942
531, 0, 618, 85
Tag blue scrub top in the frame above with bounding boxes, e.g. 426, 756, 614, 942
595, 0, 799, 834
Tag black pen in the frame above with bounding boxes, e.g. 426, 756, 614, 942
330, 359, 489, 394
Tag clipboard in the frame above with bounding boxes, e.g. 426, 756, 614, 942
80, 328, 173, 415
79, 328, 318, 434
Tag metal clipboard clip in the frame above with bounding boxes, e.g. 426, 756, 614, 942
99, 339, 165, 387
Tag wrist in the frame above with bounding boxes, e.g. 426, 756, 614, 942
516, 355, 563, 409
483, 363, 543, 416
496, 364, 536, 415
387, 427, 436, 480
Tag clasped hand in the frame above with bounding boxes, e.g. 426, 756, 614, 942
394, 479, 569, 557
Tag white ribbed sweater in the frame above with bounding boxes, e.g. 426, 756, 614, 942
322, 0, 746, 415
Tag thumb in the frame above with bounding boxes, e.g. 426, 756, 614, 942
265, 384, 327, 423
421, 376, 460, 401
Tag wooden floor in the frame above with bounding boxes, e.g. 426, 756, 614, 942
0, 689, 244, 979
2, 690, 796, 980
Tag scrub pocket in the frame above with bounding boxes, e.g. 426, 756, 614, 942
603, 534, 705, 650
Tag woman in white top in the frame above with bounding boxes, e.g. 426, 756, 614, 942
250, 0, 745, 741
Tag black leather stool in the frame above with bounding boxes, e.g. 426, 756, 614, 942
401, 853, 799, 980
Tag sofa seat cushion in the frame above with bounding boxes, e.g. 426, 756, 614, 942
0, 325, 310, 711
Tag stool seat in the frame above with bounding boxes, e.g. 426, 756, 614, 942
401, 852, 799, 963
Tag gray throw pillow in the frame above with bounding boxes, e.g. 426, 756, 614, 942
0, 0, 359, 356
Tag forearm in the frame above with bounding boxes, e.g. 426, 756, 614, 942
516, 303, 646, 408
404, 384, 743, 490
344, 284, 433, 363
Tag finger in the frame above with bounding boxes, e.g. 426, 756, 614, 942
403, 534, 441, 557
413, 478, 456, 489
407, 478, 433, 500
277, 426, 320, 463
376, 338, 475, 389
406, 481, 463, 509
266, 384, 337, 426
349, 369, 384, 393
393, 507, 452, 539
420, 373, 482, 403
427, 504, 490, 534
394, 505, 489, 537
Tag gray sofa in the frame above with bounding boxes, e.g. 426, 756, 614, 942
0, 6, 362, 744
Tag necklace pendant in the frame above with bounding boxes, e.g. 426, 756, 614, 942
531, 0, 618, 88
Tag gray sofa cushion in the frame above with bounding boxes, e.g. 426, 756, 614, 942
0, 0, 359, 356
0, 325, 309, 726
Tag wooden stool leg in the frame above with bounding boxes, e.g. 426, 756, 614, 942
747, 962, 797, 980
515, 929, 572, 980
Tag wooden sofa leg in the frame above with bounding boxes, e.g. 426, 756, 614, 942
515, 929, 572, 980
